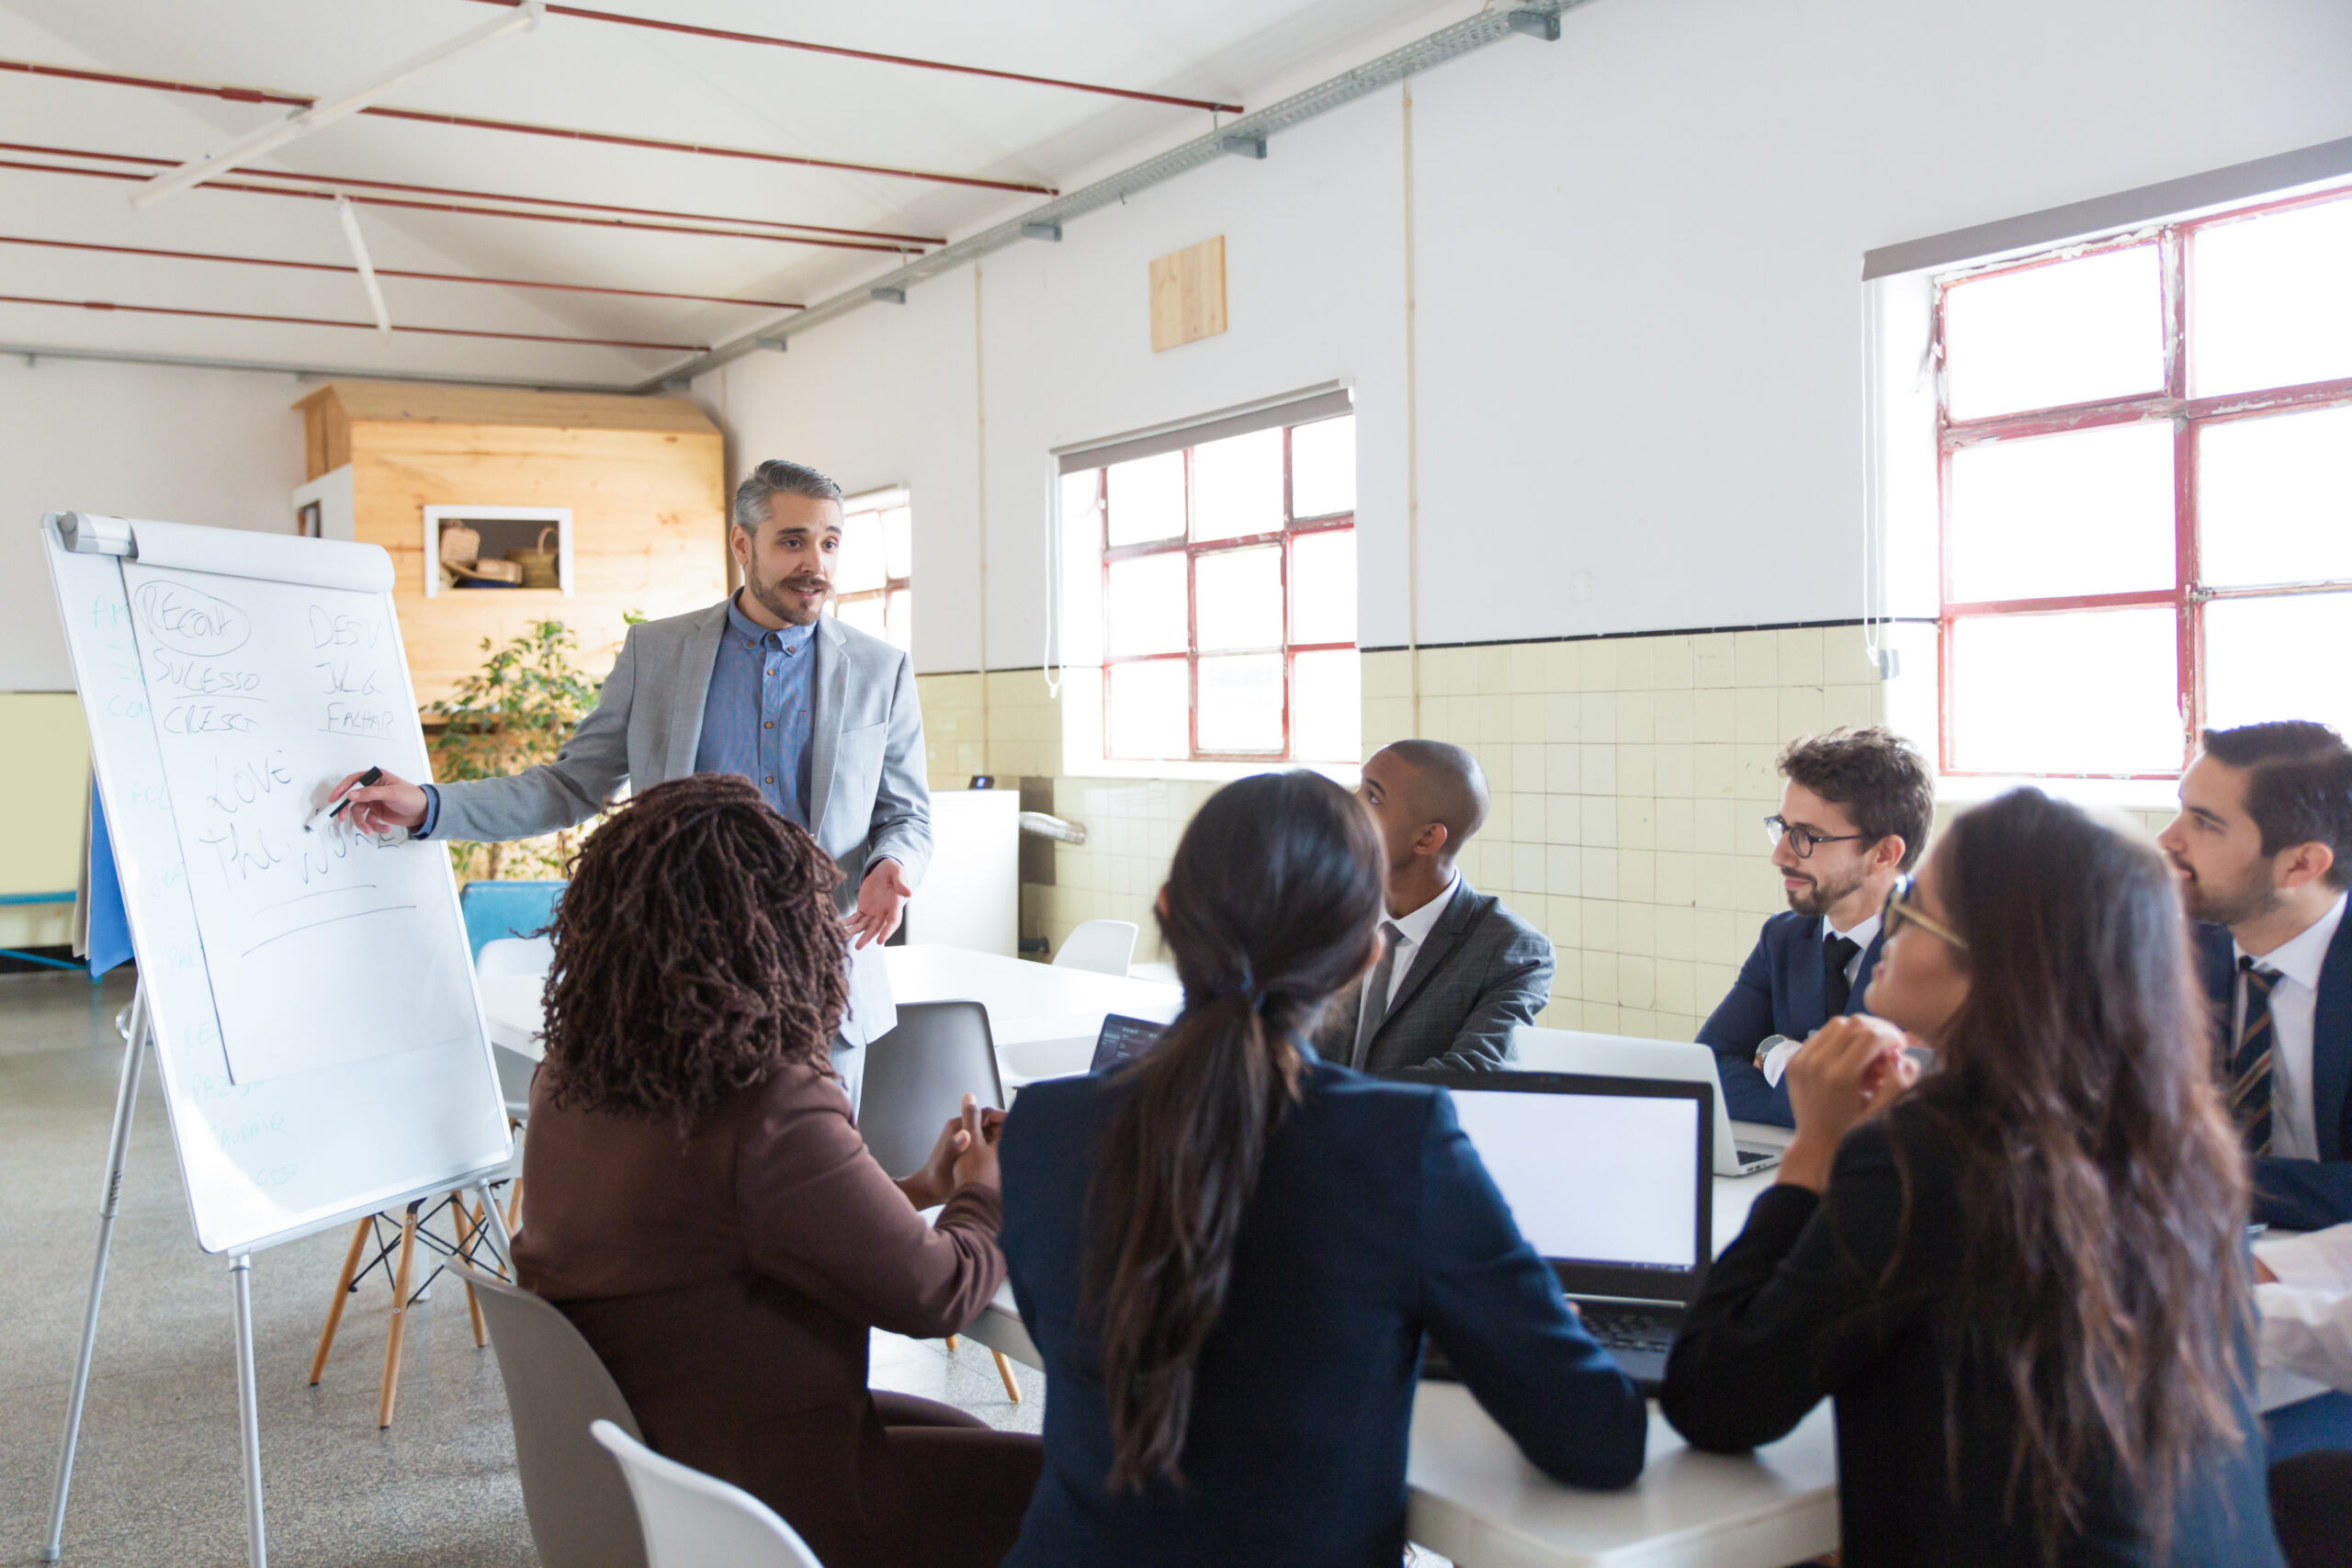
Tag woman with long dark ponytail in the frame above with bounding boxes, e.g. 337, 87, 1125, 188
1663, 788, 2283, 1566
996, 771, 1645, 1567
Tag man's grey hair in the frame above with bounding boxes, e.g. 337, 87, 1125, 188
731, 459, 843, 532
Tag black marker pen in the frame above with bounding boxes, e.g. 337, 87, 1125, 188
304, 766, 382, 833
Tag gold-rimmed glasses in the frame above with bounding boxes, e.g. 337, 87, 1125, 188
1883, 874, 1967, 952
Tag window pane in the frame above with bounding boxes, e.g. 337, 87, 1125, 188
1106, 451, 1185, 547
1194, 546, 1283, 652
1948, 422, 2176, 602
885, 588, 911, 652
1104, 553, 1188, 656
1291, 415, 1356, 518
2205, 592, 2352, 741
1293, 649, 1361, 762
880, 504, 913, 581
835, 594, 887, 640
835, 512, 887, 593
1196, 654, 1284, 753
2193, 196, 2352, 398
1944, 244, 2165, 421
1108, 660, 1189, 760
1291, 528, 1356, 646
1063, 468, 1103, 531
1191, 426, 1283, 542
1949, 608, 2181, 773
2199, 404, 2352, 588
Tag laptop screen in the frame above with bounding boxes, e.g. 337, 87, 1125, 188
1410, 1071, 1713, 1304
1091, 1013, 1164, 1073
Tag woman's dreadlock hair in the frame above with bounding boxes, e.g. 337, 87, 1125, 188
538, 773, 848, 1125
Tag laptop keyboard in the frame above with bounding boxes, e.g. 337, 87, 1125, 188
1577, 1304, 1682, 1355
1736, 1145, 1779, 1164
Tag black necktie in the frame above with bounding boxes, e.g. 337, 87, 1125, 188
1823, 934, 1861, 1020
2232, 956, 2279, 1157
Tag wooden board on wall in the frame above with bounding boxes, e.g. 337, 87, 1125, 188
1149, 235, 1227, 353
349, 420, 727, 705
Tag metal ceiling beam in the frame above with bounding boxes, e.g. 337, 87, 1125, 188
0, 339, 643, 393
635, 0, 1590, 390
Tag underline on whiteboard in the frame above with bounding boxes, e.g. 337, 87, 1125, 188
160, 691, 263, 702
316, 727, 396, 736
240, 904, 414, 957
255, 884, 378, 914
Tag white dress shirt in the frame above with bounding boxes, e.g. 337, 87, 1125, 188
1356, 870, 1461, 1040
2234, 892, 2349, 1163
2256, 1222, 2352, 1394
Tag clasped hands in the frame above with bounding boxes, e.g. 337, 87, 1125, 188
898, 1093, 1008, 1209
1775, 1014, 1923, 1193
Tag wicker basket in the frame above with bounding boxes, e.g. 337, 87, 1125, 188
506, 525, 560, 590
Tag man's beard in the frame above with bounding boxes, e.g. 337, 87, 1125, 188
2174, 857, 2283, 929
1784, 865, 1867, 918
745, 561, 827, 626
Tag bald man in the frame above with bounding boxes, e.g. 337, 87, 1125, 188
1316, 739, 1555, 1075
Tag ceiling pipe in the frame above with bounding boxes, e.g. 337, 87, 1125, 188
458, 0, 1245, 116
0, 144, 932, 252
0, 291, 704, 353
131, 1, 546, 208
0, 338, 644, 392
3, 55, 1057, 198
639, 0, 1592, 389
333, 197, 392, 335
0, 233, 805, 310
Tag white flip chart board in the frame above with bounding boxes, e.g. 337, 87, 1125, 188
45, 513, 513, 1256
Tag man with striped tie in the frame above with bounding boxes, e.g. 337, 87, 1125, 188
2159, 721, 2352, 1233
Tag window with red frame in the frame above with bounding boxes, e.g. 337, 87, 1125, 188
1935, 184, 2352, 776
1072, 412, 1358, 763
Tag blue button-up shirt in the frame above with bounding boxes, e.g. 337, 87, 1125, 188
694, 593, 820, 826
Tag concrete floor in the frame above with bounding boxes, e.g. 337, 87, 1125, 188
0, 969, 1042, 1568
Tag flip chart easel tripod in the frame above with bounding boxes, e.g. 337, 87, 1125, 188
40, 977, 517, 1568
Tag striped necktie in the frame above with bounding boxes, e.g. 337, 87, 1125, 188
2231, 956, 2280, 1158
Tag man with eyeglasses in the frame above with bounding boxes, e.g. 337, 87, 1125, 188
1698, 727, 1935, 1126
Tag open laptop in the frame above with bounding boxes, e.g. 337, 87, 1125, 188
1397, 1070, 1713, 1393
1090, 1013, 1165, 1073
1513, 1025, 1784, 1177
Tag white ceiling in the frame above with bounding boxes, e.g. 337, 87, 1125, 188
0, 0, 1451, 388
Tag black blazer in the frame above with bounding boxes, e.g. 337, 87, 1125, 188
1661, 1108, 2281, 1568
1697, 910, 1885, 1127
996, 1048, 1645, 1568
1309, 878, 1555, 1075
2196, 916, 2352, 1230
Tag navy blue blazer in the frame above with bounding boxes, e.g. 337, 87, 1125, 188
2196, 917, 2352, 1231
1698, 911, 1885, 1127
996, 1050, 1647, 1568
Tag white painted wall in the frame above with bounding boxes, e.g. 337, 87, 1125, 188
697, 0, 2352, 672
0, 355, 306, 689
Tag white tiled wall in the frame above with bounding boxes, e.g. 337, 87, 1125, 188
918, 625, 1934, 1041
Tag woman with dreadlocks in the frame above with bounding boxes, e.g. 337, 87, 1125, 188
511, 773, 1040, 1568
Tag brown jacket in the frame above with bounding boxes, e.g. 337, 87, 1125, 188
512, 1061, 1005, 1568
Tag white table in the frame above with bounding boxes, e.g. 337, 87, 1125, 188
958, 1161, 1842, 1568
477, 942, 1182, 1082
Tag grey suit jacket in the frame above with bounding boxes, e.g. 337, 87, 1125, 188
428, 600, 932, 913
1313, 879, 1555, 1076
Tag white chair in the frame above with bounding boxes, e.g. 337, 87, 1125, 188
1053, 919, 1137, 976
477, 934, 556, 978
592, 1418, 825, 1568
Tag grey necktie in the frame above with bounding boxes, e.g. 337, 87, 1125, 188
1351, 921, 1407, 1070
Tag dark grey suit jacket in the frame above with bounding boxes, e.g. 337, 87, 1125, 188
1313, 878, 1555, 1076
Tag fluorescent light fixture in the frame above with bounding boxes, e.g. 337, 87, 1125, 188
131, 0, 545, 210
334, 197, 391, 335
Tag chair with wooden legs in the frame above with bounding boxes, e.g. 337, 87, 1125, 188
308, 1180, 514, 1427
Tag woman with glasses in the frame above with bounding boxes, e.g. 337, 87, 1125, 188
1662, 788, 2282, 1566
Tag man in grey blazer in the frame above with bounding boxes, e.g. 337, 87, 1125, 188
1315, 739, 1555, 1075
339, 459, 931, 1097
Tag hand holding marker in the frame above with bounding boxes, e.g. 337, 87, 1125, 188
305, 767, 382, 834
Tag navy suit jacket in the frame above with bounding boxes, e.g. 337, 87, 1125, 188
2196, 918, 2352, 1231
1699, 911, 1885, 1128
996, 1049, 1646, 1568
